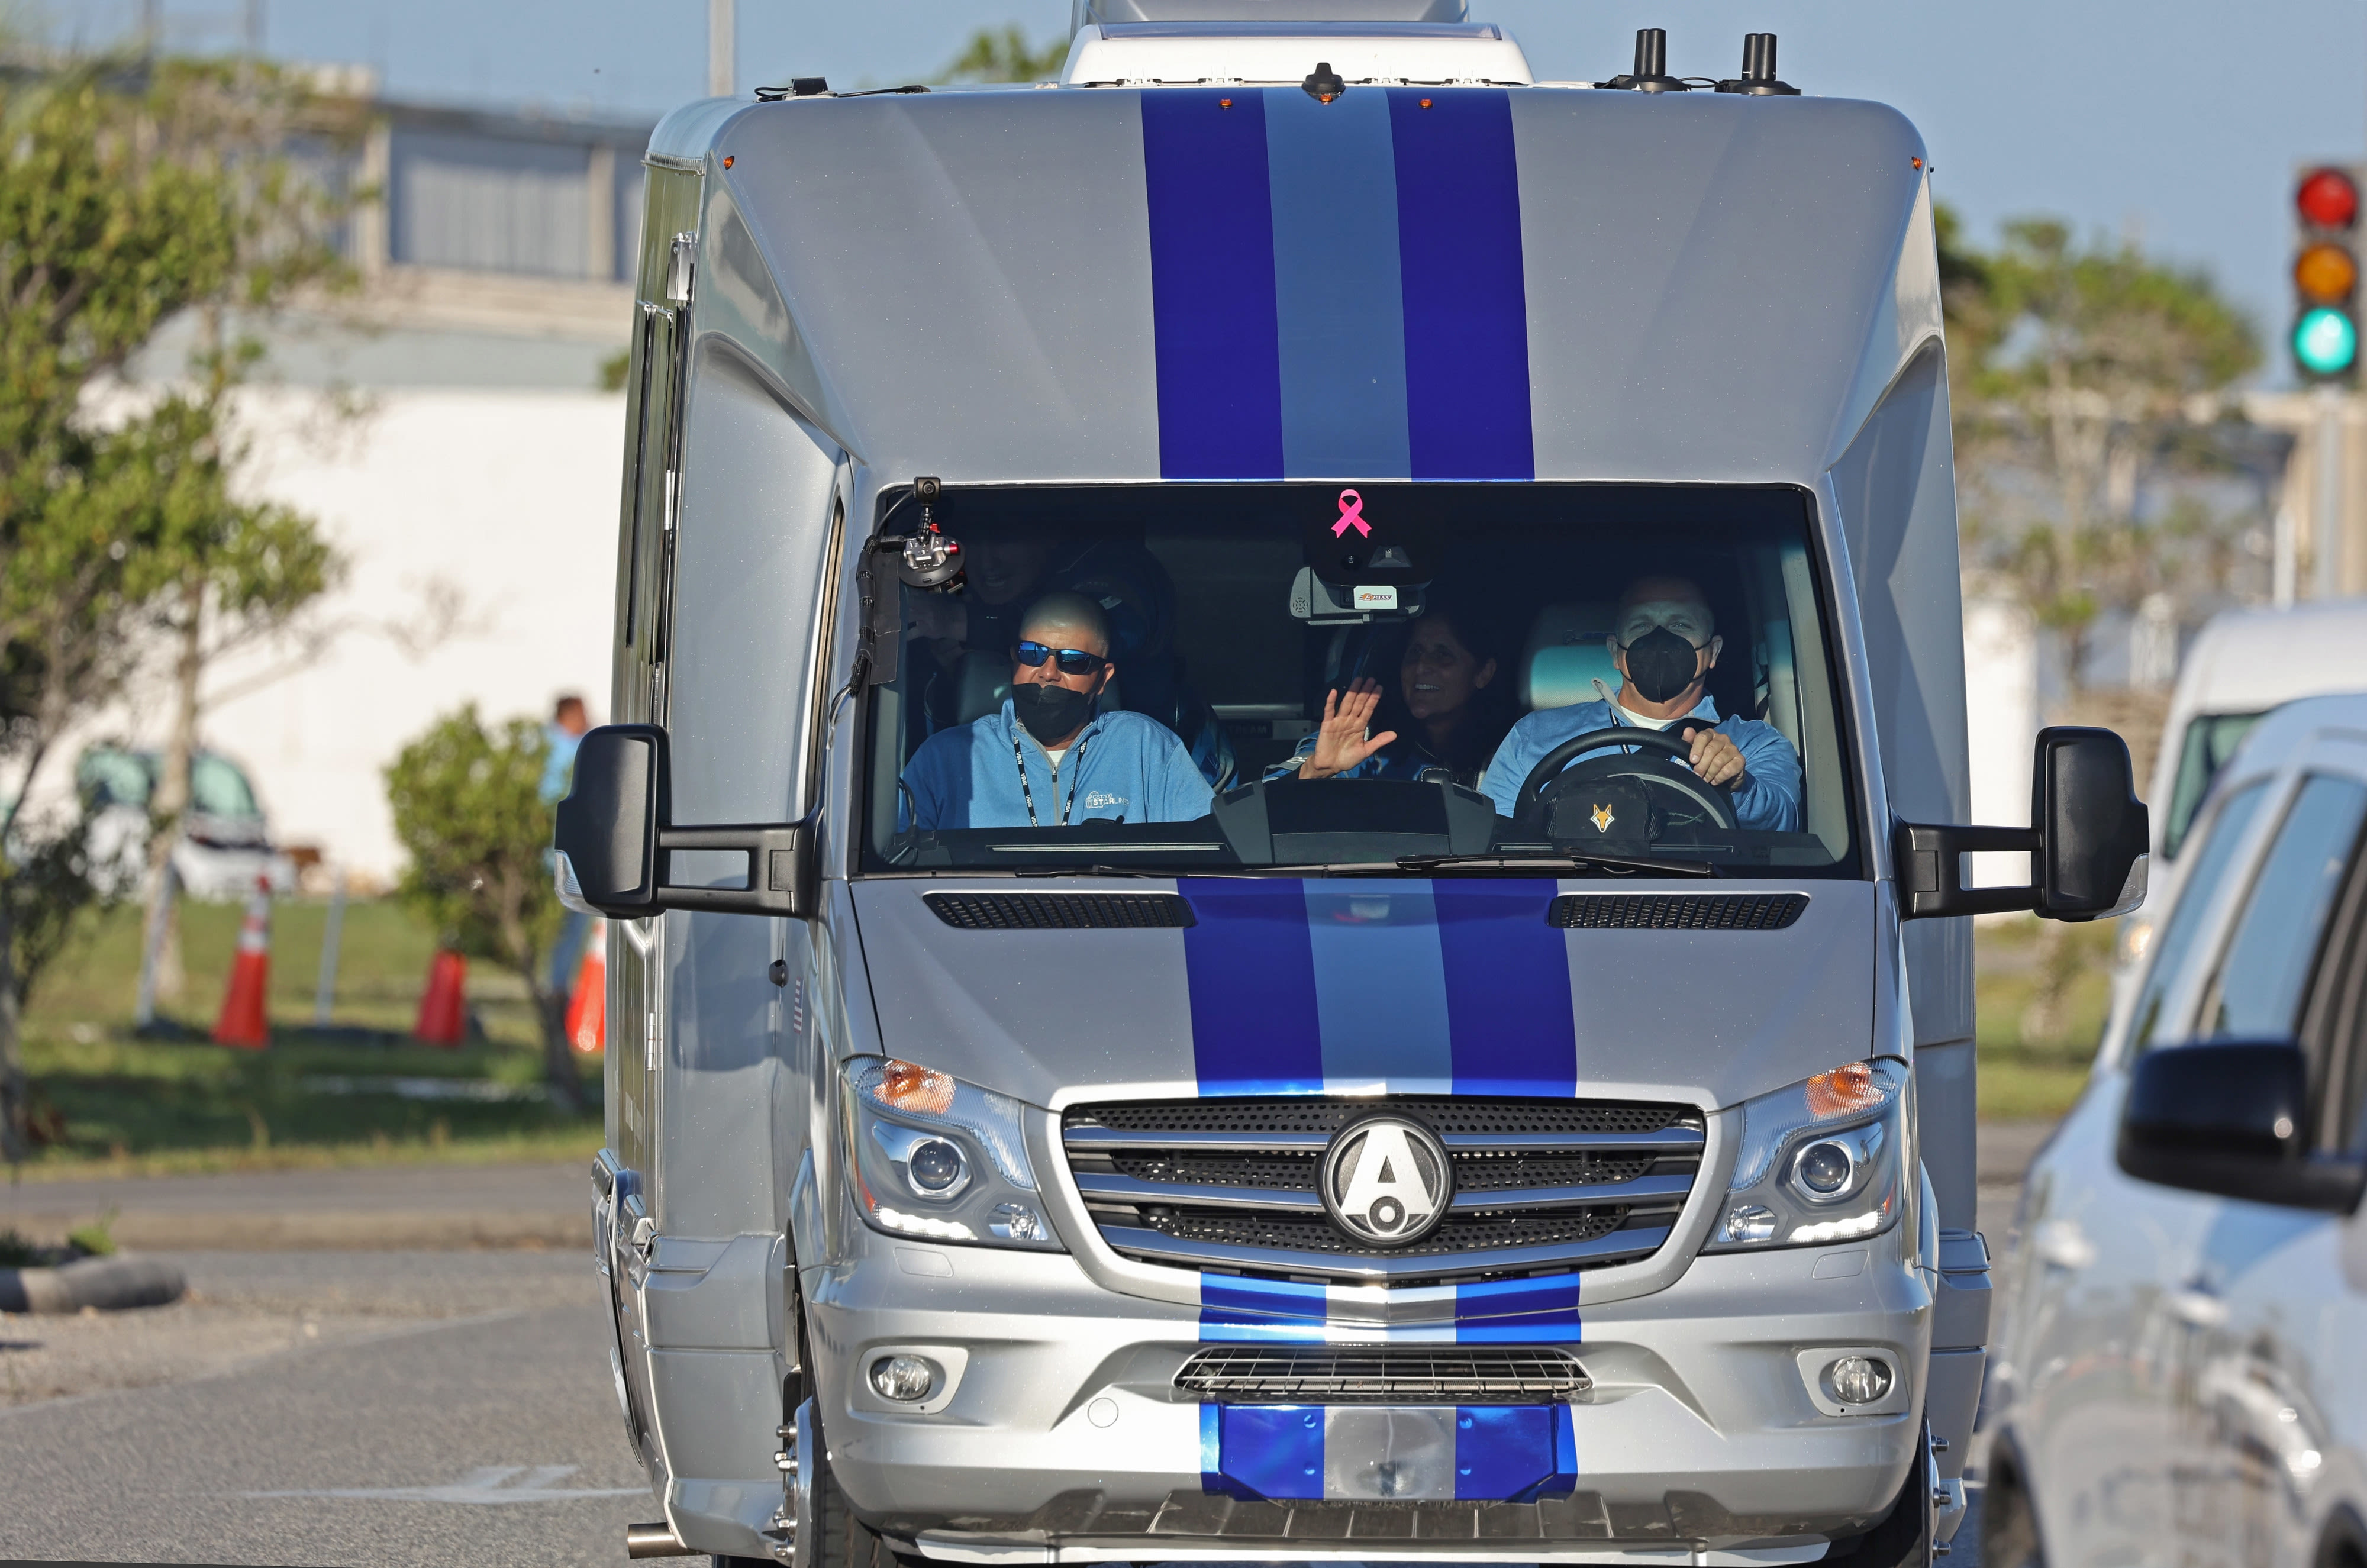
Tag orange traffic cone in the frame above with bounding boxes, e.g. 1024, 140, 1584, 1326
414, 948, 468, 1046
211, 877, 273, 1049
566, 919, 607, 1054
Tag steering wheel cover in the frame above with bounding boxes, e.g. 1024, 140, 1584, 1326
1513, 725, 1739, 835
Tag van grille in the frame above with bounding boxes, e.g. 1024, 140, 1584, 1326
1175, 1345, 1589, 1404
1063, 1096, 1702, 1286
1547, 893, 1807, 931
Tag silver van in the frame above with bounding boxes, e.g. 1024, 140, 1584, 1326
554, 8, 2149, 1564
1979, 691, 2367, 1568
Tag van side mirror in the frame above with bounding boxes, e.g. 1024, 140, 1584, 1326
1897, 725, 2148, 922
553, 724, 817, 919
2117, 1041, 2365, 1212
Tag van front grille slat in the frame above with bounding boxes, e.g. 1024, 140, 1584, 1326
1176, 1345, 1591, 1404
1548, 893, 1807, 931
1063, 1095, 1702, 1287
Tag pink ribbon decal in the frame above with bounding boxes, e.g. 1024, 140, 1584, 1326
1333, 489, 1370, 538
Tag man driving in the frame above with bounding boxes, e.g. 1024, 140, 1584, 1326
1482, 576, 1802, 831
899, 592, 1214, 831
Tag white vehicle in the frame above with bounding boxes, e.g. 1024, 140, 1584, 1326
78, 746, 297, 899
1979, 691, 2367, 1568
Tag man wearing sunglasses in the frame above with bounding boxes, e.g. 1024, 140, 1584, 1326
899, 592, 1214, 831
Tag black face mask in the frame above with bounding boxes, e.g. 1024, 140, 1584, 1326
1621, 625, 1704, 705
1014, 681, 1094, 745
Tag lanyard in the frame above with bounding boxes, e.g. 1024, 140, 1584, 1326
1012, 733, 1088, 827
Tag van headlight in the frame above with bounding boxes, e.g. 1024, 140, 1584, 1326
1702, 1058, 1908, 1251
841, 1057, 1063, 1251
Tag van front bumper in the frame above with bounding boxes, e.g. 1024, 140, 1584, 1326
805, 1224, 1933, 1563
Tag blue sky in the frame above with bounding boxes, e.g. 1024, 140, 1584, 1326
36, 0, 2367, 380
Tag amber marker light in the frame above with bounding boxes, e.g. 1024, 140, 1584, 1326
876, 1059, 956, 1116
723, 154, 735, 168
1804, 1061, 1884, 1119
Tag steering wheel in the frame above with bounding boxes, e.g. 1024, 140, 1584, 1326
1513, 727, 1739, 837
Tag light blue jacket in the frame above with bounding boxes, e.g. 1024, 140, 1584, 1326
1481, 696, 1801, 831
901, 699, 1215, 831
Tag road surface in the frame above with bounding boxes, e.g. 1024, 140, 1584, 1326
0, 1125, 2056, 1566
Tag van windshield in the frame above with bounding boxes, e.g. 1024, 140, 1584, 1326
861, 483, 1856, 877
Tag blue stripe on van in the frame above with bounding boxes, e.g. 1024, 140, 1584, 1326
1210, 1406, 1327, 1499
1435, 880, 1576, 1096
1179, 877, 1324, 1095
1387, 89, 1534, 480
1141, 91, 1285, 479
1200, 1274, 1330, 1342
1305, 881, 1452, 1093
1262, 86, 1411, 478
1455, 1274, 1581, 1343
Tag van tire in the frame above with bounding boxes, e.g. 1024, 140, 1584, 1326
808, 1427, 908, 1568
1821, 1428, 1931, 1566
1982, 1439, 2050, 1568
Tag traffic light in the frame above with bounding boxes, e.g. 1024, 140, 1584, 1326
2294, 164, 2362, 382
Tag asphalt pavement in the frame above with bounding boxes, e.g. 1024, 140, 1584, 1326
0, 1124, 2059, 1568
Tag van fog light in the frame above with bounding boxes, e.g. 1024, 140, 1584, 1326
870, 1354, 939, 1403
1721, 1204, 1776, 1244
1828, 1355, 1892, 1406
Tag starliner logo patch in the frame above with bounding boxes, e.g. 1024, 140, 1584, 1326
1320, 1117, 1453, 1247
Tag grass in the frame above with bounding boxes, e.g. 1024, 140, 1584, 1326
1972, 915, 2121, 1122
11, 897, 601, 1179
5, 889, 2113, 1176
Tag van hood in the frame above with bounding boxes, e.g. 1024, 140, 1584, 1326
848, 878, 1874, 1112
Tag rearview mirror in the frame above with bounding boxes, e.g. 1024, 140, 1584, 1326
553, 724, 817, 919
2117, 1040, 2364, 1212
1897, 726, 2148, 922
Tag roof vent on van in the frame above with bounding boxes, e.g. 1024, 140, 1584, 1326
1074, 0, 1468, 27
1715, 33, 1799, 96
1602, 27, 1687, 93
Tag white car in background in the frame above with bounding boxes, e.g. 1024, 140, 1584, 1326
2140, 598, 2367, 924
78, 746, 297, 899
1978, 692, 2367, 1568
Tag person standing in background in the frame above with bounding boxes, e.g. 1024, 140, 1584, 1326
543, 695, 594, 1002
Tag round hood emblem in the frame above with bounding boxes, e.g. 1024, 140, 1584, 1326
1320, 1116, 1454, 1247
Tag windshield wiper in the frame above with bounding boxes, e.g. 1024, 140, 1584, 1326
1390, 851, 1717, 878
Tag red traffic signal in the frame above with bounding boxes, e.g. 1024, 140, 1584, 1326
2299, 166, 2360, 230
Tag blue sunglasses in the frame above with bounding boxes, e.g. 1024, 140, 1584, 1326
1015, 641, 1109, 676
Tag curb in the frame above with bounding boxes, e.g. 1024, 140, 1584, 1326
0, 1254, 188, 1314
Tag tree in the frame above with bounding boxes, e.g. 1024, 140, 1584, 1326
122, 63, 359, 1022
385, 707, 587, 1114
0, 54, 362, 1158
941, 25, 1070, 83
1943, 212, 2262, 692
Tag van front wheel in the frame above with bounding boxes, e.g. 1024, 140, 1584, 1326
1821, 1428, 1931, 1567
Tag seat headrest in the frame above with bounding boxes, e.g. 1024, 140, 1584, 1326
1523, 602, 1620, 712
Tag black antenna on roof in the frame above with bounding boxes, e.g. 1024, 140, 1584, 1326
1605, 28, 1686, 93
1716, 34, 1800, 96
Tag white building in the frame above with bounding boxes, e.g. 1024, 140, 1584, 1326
92, 99, 649, 889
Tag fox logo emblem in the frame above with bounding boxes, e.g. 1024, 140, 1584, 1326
1590, 802, 1616, 833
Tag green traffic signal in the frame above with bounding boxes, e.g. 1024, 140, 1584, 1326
2295, 305, 2360, 376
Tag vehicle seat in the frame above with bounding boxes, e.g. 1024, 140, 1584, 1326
952, 650, 1011, 725
1522, 602, 1620, 712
